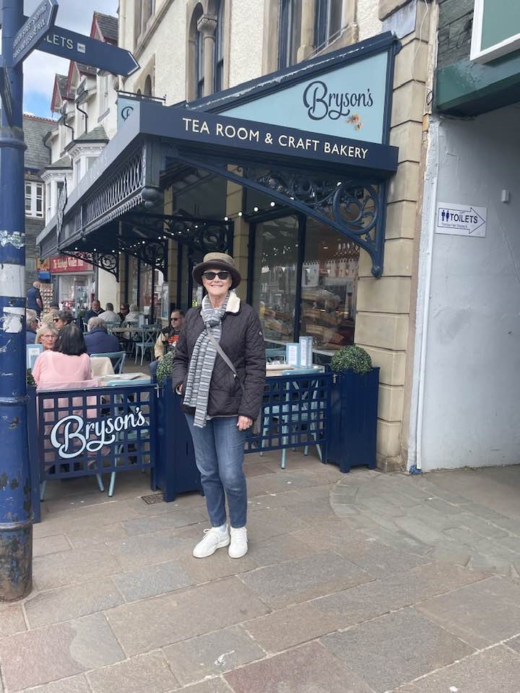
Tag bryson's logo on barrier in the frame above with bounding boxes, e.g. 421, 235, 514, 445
50, 407, 147, 459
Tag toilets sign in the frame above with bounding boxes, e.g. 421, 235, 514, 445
436, 202, 487, 237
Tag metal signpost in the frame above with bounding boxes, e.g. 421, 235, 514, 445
0, 0, 138, 601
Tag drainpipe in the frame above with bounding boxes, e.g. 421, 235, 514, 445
76, 102, 88, 134
409, 120, 439, 474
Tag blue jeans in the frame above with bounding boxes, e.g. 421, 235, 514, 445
185, 415, 247, 528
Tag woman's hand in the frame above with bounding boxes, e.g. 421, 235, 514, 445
237, 415, 253, 431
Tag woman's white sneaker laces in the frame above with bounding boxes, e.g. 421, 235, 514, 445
193, 526, 230, 558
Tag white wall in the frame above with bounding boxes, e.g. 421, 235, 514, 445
417, 107, 520, 470
357, 0, 382, 41
229, 0, 264, 87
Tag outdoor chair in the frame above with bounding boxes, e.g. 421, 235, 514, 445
90, 351, 126, 374
265, 348, 286, 363
134, 328, 157, 365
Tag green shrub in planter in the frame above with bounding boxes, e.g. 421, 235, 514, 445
156, 351, 175, 384
331, 345, 372, 375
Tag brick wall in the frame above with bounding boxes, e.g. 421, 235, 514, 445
437, 0, 474, 68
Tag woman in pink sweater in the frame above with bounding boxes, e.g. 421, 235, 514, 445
33, 324, 93, 386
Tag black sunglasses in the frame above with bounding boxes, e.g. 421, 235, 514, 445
202, 270, 230, 281
171, 317, 181, 321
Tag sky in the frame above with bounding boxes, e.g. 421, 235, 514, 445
18, 0, 119, 118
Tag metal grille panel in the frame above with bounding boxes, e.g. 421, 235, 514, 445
37, 385, 155, 480
246, 372, 332, 454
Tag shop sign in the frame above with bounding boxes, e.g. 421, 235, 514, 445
471, 0, 520, 63
165, 109, 398, 174
50, 255, 92, 273
435, 202, 487, 238
219, 51, 389, 144
49, 407, 147, 459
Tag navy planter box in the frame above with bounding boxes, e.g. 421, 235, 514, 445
156, 380, 202, 501
327, 367, 379, 473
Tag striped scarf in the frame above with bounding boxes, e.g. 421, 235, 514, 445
183, 293, 230, 428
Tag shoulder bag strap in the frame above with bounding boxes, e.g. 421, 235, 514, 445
205, 326, 245, 393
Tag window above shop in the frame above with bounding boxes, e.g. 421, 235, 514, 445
315, 0, 344, 52
187, 1, 228, 100
134, 0, 156, 48
25, 182, 44, 219
278, 0, 302, 69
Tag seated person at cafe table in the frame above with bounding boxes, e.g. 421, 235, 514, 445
83, 300, 104, 325
84, 317, 121, 355
118, 303, 130, 322
124, 303, 140, 323
98, 302, 121, 324
26, 309, 39, 344
33, 324, 92, 387
53, 311, 74, 330
150, 310, 184, 380
35, 324, 58, 351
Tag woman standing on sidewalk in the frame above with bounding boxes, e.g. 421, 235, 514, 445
172, 253, 265, 559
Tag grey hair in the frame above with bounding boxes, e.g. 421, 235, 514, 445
88, 317, 106, 331
105, 302, 114, 311
129, 303, 139, 312
26, 309, 38, 324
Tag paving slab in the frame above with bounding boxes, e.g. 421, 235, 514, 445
34, 501, 143, 539
395, 645, 520, 693
179, 548, 258, 584
24, 578, 124, 628
33, 546, 120, 591
64, 523, 130, 550
506, 634, 520, 653
32, 534, 72, 558
242, 601, 339, 653
224, 641, 375, 693
87, 650, 179, 693
312, 563, 486, 629
321, 607, 474, 693
180, 679, 232, 693
18, 674, 91, 693
106, 528, 197, 571
121, 508, 208, 536
0, 604, 26, 637
113, 560, 194, 602
245, 507, 310, 540
105, 577, 270, 657
163, 624, 264, 686
0, 613, 124, 692
249, 532, 317, 567
239, 551, 370, 609
416, 576, 520, 648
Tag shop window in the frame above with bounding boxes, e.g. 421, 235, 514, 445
252, 216, 300, 345
278, 0, 302, 68
315, 0, 343, 50
25, 182, 44, 219
299, 218, 359, 352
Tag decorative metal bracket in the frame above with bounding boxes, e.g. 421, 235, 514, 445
172, 154, 386, 277
62, 250, 119, 280
125, 212, 233, 255
118, 230, 168, 279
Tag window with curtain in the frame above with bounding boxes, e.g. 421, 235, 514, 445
214, 0, 225, 92
315, 0, 343, 50
278, 0, 302, 69
252, 216, 300, 345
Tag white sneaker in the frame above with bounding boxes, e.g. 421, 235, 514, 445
229, 526, 248, 559
193, 526, 230, 558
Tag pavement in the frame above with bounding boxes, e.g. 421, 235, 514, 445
0, 454, 519, 693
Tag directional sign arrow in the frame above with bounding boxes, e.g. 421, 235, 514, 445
34, 23, 140, 77
0, 59, 14, 125
13, 0, 58, 67
469, 206, 486, 233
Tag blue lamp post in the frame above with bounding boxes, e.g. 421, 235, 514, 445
0, 0, 32, 601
